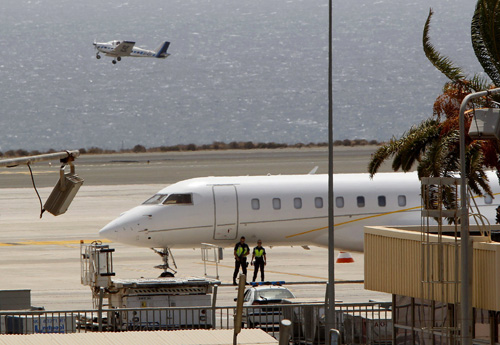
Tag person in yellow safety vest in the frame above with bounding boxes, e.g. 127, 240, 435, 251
233, 236, 250, 285
251, 239, 267, 282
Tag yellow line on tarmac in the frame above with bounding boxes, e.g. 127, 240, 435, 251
0, 239, 111, 247
0, 170, 54, 175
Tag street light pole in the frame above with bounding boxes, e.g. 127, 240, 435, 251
458, 88, 500, 345
325, 0, 335, 342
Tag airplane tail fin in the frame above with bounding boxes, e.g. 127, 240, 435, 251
154, 41, 170, 58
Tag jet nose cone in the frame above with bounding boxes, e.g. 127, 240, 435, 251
99, 221, 119, 241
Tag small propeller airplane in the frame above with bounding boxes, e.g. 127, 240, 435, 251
93, 40, 171, 64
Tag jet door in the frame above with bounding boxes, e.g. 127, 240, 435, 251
212, 185, 238, 240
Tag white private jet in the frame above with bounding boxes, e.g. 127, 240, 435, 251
93, 40, 171, 64
99, 171, 500, 275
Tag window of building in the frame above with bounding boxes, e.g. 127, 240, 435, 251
273, 198, 281, 210
336, 196, 344, 208
294, 197, 302, 209
378, 196, 386, 207
163, 194, 193, 205
251, 198, 260, 210
315, 197, 323, 208
398, 195, 407, 207
357, 196, 365, 207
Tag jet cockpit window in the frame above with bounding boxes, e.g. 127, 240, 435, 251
163, 194, 193, 205
143, 194, 168, 205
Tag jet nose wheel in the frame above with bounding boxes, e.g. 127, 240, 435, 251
152, 248, 177, 278
117, 56, 121, 61
96, 53, 101, 60
112, 60, 117, 64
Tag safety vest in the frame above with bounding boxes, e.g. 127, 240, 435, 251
254, 248, 264, 258
236, 244, 248, 256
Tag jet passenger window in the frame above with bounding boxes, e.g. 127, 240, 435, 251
273, 198, 281, 210
251, 198, 260, 210
163, 194, 193, 205
294, 197, 302, 209
378, 196, 386, 207
357, 196, 365, 207
484, 194, 493, 204
336, 197, 344, 208
398, 195, 406, 207
143, 194, 168, 205
315, 197, 323, 209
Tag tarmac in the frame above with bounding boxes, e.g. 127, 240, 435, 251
0, 147, 392, 310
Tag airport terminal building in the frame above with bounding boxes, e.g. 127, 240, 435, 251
364, 225, 500, 345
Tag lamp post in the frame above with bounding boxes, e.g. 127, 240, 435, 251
458, 88, 500, 345
325, 0, 335, 343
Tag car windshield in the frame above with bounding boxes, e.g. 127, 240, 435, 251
256, 289, 294, 300
142, 194, 168, 205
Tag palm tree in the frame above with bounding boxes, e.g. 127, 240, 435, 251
368, 5, 500, 198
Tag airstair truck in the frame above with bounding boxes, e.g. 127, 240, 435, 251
80, 242, 219, 331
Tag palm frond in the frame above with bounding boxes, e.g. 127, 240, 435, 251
392, 119, 441, 172
368, 138, 400, 177
471, 0, 500, 86
466, 142, 491, 196
423, 8, 466, 82
468, 73, 493, 92
368, 119, 440, 177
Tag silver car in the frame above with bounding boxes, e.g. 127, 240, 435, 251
240, 285, 296, 329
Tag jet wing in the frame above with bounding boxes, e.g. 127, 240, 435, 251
107, 41, 135, 56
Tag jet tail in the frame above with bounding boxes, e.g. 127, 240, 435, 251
154, 41, 171, 58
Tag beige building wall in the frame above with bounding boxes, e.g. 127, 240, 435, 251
364, 226, 500, 311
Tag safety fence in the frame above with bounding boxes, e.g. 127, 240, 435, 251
0, 302, 392, 345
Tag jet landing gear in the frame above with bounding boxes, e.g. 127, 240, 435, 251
111, 57, 121, 64
96, 53, 101, 59
152, 248, 177, 277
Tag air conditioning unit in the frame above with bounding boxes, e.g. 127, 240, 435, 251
44, 173, 84, 216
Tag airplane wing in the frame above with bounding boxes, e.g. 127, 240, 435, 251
107, 41, 135, 56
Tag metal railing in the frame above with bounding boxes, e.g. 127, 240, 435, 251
0, 302, 392, 345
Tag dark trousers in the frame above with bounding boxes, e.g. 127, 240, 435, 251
233, 257, 247, 282
253, 259, 265, 282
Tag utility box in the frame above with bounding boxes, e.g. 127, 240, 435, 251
109, 278, 217, 330
44, 173, 84, 216
0, 290, 31, 310
469, 108, 500, 140
118, 292, 213, 330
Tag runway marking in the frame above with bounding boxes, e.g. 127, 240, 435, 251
0, 239, 111, 247
0, 170, 54, 175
